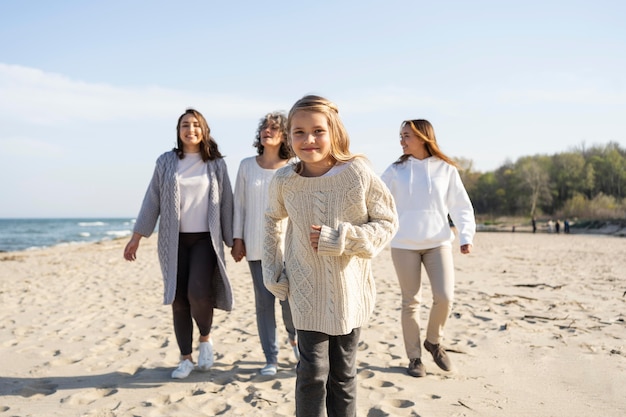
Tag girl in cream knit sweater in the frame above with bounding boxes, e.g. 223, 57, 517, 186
263, 95, 398, 417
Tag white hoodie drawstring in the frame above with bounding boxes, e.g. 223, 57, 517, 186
408, 157, 432, 195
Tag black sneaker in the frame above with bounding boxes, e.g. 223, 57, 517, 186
407, 358, 426, 377
424, 340, 452, 371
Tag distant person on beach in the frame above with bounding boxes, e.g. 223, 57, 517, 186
564, 219, 570, 233
532, 217, 537, 233
123, 108, 234, 380
231, 111, 299, 376
381, 119, 476, 378
263, 95, 398, 417
555, 220, 561, 234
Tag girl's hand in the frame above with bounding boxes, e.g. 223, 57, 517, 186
310, 225, 322, 252
460, 244, 472, 254
231, 239, 246, 262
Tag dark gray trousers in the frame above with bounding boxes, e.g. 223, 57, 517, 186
296, 328, 360, 417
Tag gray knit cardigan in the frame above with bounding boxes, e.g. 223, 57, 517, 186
133, 151, 234, 310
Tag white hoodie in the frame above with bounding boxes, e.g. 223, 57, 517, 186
381, 156, 475, 250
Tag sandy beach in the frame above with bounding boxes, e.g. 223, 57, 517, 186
1, 232, 624, 416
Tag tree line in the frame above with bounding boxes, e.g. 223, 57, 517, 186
457, 141, 626, 220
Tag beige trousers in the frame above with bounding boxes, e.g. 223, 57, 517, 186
391, 245, 455, 360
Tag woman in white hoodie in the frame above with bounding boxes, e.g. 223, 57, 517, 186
381, 119, 475, 378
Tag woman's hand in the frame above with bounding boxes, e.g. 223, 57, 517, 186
231, 238, 246, 262
123, 233, 143, 261
460, 244, 472, 254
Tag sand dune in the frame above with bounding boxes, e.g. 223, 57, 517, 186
1, 232, 624, 416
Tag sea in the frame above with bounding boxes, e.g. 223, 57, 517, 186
0, 218, 136, 252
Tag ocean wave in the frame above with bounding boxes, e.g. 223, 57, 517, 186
0, 218, 135, 252
106, 230, 132, 238
78, 222, 107, 227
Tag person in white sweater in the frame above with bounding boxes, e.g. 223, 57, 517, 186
263, 95, 398, 417
124, 108, 234, 380
231, 111, 298, 376
381, 119, 475, 378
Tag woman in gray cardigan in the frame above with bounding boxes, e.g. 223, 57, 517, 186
124, 108, 234, 379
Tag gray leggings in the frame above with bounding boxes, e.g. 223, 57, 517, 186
172, 232, 217, 356
248, 260, 296, 364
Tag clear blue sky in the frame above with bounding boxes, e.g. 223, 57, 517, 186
1, 0, 624, 218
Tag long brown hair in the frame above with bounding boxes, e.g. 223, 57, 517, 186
174, 108, 223, 161
394, 119, 457, 167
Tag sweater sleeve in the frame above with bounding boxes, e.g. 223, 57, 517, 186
317, 162, 399, 259
262, 173, 289, 301
218, 158, 234, 247
133, 157, 163, 237
447, 167, 476, 246
232, 159, 246, 240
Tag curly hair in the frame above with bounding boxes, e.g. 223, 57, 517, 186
252, 111, 293, 159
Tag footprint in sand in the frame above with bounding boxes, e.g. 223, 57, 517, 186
117, 362, 145, 375
48, 351, 85, 367
378, 398, 416, 410
140, 334, 169, 350
80, 407, 119, 417
141, 393, 173, 408
60, 387, 118, 406
367, 398, 417, 416
357, 369, 375, 380
360, 376, 401, 394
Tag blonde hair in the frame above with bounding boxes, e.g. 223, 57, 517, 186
394, 119, 457, 167
287, 95, 362, 173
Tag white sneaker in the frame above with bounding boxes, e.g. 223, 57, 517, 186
171, 359, 194, 379
197, 340, 214, 371
260, 363, 277, 376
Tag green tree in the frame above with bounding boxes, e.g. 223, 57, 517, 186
587, 142, 626, 198
515, 156, 552, 217
469, 172, 501, 216
550, 152, 586, 209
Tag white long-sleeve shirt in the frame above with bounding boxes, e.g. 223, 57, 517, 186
177, 152, 210, 233
233, 156, 287, 261
381, 156, 475, 250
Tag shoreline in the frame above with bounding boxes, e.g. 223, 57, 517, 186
2, 225, 625, 255
2, 215, 624, 254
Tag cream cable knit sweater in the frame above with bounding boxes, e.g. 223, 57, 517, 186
263, 158, 398, 336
